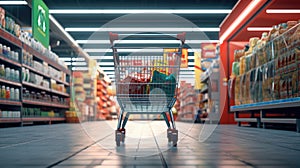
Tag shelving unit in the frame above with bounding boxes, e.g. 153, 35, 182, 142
220, 0, 300, 130
0, 26, 71, 126
177, 81, 198, 121
0, 54, 21, 67
198, 44, 220, 124
0, 99, 22, 106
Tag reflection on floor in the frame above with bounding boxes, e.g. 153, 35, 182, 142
0, 121, 299, 167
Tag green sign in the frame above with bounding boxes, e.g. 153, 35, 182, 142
32, 0, 49, 48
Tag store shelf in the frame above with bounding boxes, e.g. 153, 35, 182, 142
23, 99, 69, 108
0, 54, 21, 67
0, 99, 22, 106
230, 98, 300, 112
22, 64, 51, 79
22, 43, 70, 75
0, 118, 21, 123
52, 78, 69, 86
0, 77, 21, 87
22, 81, 50, 92
22, 117, 65, 122
261, 118, 297, 124
51, 89, 69, 97
0, 28, 22, 48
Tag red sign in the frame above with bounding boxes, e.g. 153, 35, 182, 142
201, 43, 217, 58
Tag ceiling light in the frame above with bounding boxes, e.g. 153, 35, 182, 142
76, 40, 110, 44
65, 27, 220, 32
99, 62, 114, 66
65, 62, 87, 66
77, 39, 219, 44
72, 67, 89, 71
0, 1, 27, 5
247, 27, 272, 31
219, 0, 262, 43
50, 9, 231, 14
101, 67, 115, 70
266, 9, 300, 13
90, 56, 113, 59
103, 71, 115, 74
85, 48, 200, 53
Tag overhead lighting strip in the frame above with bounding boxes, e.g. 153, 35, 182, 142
219, 0, 262, 43
266, 9, 300, 13
247, 27, 272, 31
66, 27, 220, 32
0, 1, 27, 5
50, 9, 231, 14
76, 39, 219, 44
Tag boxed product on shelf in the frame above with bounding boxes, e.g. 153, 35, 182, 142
262, 61, 275, 101
0, 7, 5, 28
239, 56, 246, 75
288, 70, 298, 98
234, 75, 241, 105
279, 75, 288, 99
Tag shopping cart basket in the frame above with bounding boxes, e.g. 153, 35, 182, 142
109, 32, 185, 147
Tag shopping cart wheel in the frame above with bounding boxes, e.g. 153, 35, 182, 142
167, 129, 172, 143
120, 129, 126, 143
172, 130, 178, 147
116, 132, 121, 146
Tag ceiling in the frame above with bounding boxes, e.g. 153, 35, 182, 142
2, 0, 239, 83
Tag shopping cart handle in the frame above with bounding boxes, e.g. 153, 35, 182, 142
109, 32, 119, 44
177, 32, 186, 44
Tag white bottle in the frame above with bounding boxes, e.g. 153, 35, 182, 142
5, 67, 10, 80
15, 88, 19, 100
10, 88, 14, 100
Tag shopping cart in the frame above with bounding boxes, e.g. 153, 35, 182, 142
109, 32, 185, 147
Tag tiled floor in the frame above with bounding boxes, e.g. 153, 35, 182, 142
0, 121, 299, 167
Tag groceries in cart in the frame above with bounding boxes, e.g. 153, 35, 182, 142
118, 67, 177, 101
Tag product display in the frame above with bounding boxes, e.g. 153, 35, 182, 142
0, 84, 19, 100
231, 21, 300, 105
0, 110, 20, 118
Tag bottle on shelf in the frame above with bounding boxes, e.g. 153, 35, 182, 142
15, 88, 19, 100
5, 86, 10, 99
1, 85, 5, 98
0, 64, 4, 77
10, 87, 14, 100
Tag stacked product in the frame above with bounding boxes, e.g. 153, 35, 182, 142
97, 78, 110, 120
0, 110, 20, 118
0, 85, 19, 100
0, 64, 20, 82
0, 43, 20, 62
177, 81, 198, 121
22, 88, 67, 105
72, 71, 85, 121
22, 107, 59, 117
230, 21, 300, 105
0, 7, 21, 37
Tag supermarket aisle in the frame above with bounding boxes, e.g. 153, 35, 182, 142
0, 122, 300, 167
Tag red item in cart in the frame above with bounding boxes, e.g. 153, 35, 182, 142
118, 69, 151, 97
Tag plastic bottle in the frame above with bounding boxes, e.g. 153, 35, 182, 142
10, 88, 14, 100
10, 69, 15, 81
15, 70, 19, 81
5, 67, 10, 80
0, 43, 2, 54
6, 87, 10, 99
0, 64, 4, 77
1, 85, 5, 98
15, 88, 19, 100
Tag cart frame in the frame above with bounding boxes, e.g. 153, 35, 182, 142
109, 32, 185, 146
